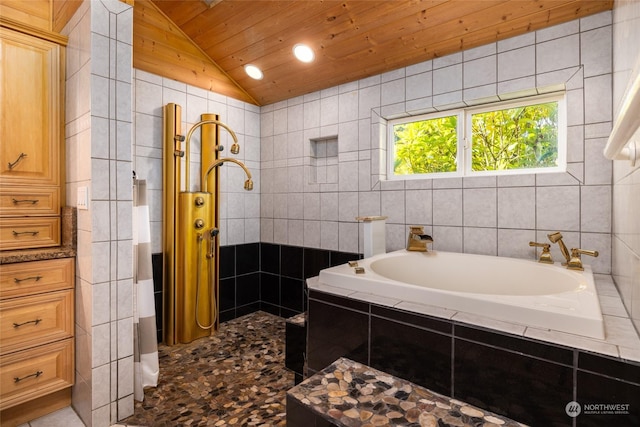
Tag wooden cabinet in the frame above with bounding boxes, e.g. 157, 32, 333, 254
0, 258, 74, 415
0, 17, 73, 427
0, 24, 64, 250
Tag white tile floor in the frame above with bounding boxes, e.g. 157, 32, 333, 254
18, 407, 85, 427
18, 407, 138, 427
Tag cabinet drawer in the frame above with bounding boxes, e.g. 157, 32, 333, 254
0, 186, 59, 216
0, 290, 73, 355
0, 217, 60, 250
0, 338, 73, 410
0, 258, 74, 299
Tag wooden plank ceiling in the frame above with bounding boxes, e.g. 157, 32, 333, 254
143, 0, 613, 106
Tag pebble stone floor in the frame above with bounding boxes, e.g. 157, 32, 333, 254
121, 311, 294, 427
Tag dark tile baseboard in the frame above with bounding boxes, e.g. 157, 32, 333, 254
151, 244, 361, 340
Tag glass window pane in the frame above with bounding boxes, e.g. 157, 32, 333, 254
471, 101, 558, 171
392, 115, 458, 175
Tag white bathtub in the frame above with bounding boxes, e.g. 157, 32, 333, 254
316, 249, 605, 339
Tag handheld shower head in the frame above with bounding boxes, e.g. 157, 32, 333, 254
547, 231, 563, 243
547, 231, 571, 263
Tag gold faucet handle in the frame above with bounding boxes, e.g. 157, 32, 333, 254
529, 242, 553, 264
529, 241, 550, 248
572, 248, 599, 258
567, 248, 599, 270
409, 226, 424, 235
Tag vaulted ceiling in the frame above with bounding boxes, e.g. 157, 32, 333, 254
138, 0, 613, 106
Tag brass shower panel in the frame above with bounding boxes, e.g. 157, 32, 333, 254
177, 191, 214, 343
162, 104, 252, 345
163, 103, 181, 345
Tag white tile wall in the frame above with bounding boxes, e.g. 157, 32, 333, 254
260, 12, 614, 275
612, 0, 640, 335
64, 0, 134, 425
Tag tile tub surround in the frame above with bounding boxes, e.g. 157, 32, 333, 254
260, 11, 615, 279
306, 278, 640, 426
287, 357, 525, 427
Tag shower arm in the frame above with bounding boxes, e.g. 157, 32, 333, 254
203, 158, 253, 193
180, 119, 240, 191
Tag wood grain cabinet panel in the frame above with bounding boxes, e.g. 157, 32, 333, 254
0, 258, 74, 299
0, 27, 61, 187
0, 24, 64, 253
0, 217, 60, 250
0, 258, 74, 414
0, 186, 60, 217
0, 338, 73, 410
0, 19, 72, 425
0, 290, 73, 355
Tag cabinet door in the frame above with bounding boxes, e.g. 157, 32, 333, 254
0, 28, 61, 186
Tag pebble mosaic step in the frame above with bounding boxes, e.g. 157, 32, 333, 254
287, 357, 527, 427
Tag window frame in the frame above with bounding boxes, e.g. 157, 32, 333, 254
386, 93, 567, 180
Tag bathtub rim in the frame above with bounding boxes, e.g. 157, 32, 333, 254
314, 249, 605, 340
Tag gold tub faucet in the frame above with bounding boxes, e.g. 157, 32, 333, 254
407, 226, 433, 252
529, 241, 553, 264
567, 248, 599, 271
547, 232, 598, 270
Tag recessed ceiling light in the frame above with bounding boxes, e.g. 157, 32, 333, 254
244, 64, 263, 80
293, 43, 315, 63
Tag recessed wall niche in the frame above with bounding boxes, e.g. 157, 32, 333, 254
309, 136, 338, 184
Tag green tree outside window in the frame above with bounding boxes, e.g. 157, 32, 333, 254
471, 102, 558, 171
390, 98, 561, 177
392, 115, 458, 175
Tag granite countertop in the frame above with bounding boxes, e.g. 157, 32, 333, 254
0, 245, 76, 264
288, 357, 526, 427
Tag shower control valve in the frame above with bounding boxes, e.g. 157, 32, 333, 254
194, 218, 205, 229
209, 228, 219, 238
194, 196, 205, 207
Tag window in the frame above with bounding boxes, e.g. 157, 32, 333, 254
387, 94, 566, 179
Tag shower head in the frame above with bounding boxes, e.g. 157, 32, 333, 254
202, 157, 253, 193
547, 232, 563, 243
183, 118, 241, 190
